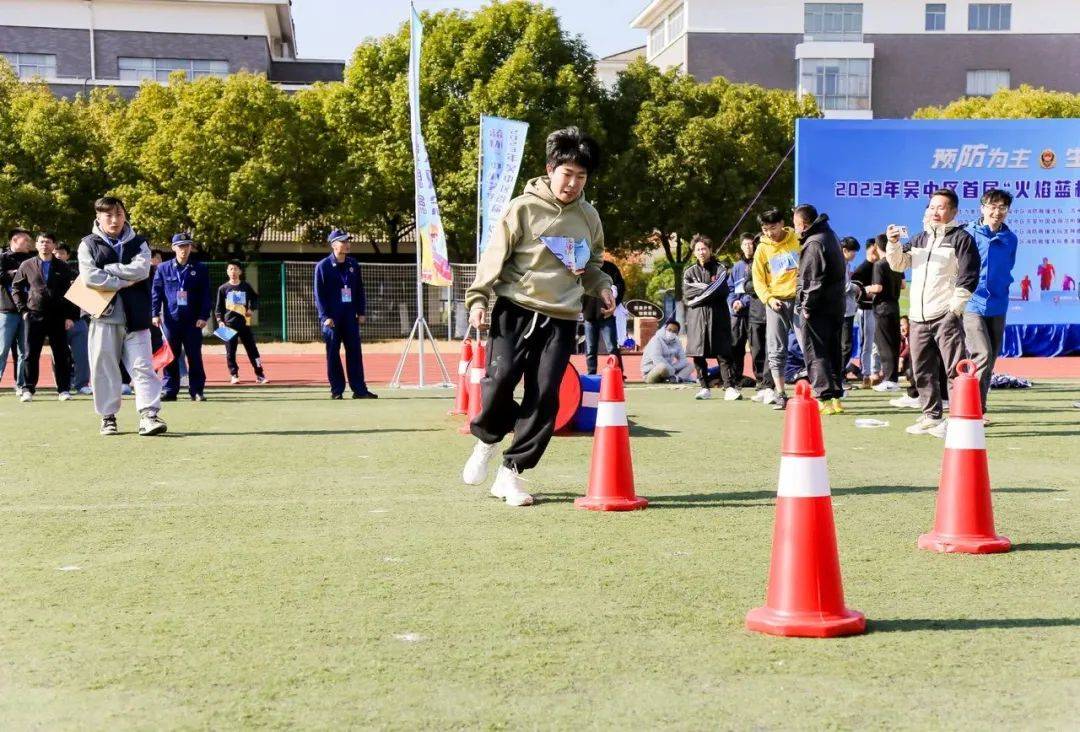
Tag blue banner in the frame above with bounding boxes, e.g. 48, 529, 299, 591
796, 119, 1080, 331
479, 115, 528, 258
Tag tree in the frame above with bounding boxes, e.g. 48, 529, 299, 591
596, 60, 819, 298
326, 0, 604, 260
914, 85, 1080, 119
105, 72, 304, 258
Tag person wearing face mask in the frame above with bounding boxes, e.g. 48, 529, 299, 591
886, 188, 980, 438
640, 319, 694, 384
683, 233, 738, 401
963, 188, 1018, 422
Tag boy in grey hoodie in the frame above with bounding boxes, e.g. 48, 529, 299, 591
461, 127, 614, 506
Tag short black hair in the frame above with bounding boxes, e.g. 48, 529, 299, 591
545, 127, 601, 175
930, 187, 959, 209
36, 231, 57, 243
95, 196, 127, 215
981, 188, 1013, 207
690, 233, 713, 248
55, 243, 71, 254
757, 208, 785, 226
864, 237, 876, 248
665, 320, 681, 332
8, 227, 31, 241
740, 231, 756, 242
792, 204, 818, 223
875, 233, 888, 250
840, 236, 860, 252
227, 259, 244, 270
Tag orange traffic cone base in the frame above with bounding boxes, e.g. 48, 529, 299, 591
574, 495, 648, 512
745, 606, 866, 638
917, 531, 1011, 554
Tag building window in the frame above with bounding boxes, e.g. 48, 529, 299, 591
925, 4, 946, 31
804, 3, 863, 42
800, 58, 871, 111
649, 22, 666, 55
968, 3, 1011, 31
966, 69, 1010, 96
667, 4, 685, 41
1, 52, 57, 79
118, 57, 229, 83
648, 2, 684, 57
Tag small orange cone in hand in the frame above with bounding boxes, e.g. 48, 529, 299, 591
459, 339, 486, 435
575, 356, 648, 511
746, 381, 865, 638
918, 359, 1011, 554
449, 337, 472, 416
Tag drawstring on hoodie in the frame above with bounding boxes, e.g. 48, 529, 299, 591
521, 311, 550, 340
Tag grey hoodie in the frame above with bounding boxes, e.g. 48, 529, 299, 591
78, 222, 152, 326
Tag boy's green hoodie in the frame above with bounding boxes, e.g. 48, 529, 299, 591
466, 176, 613, 321
751, 227, 800, 306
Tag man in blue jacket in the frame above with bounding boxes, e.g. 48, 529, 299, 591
314, 229, 377, 400
727, 233, 755, 389
964, 188, 1018, 420
152, 233, 211, 401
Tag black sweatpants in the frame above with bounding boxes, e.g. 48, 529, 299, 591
471, 300, 576, 473
749, 320, 774, 389
840, 315, 855, 376
801, 310, 843, 400
729, 314, 749, 383
24, 314, 71, 394
225, 323, 264, 377
875, 312, 901, 383
692, 356, 736, 389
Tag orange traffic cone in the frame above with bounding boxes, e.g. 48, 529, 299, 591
575, 356, 647, 511
918, 359, 1011, 554
448, 337, 473, 416
746, 381, 865, 638
459, 339, 486, 435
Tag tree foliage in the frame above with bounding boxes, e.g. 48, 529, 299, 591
914, 85, 1080, 119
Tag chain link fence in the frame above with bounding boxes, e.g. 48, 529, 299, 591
205, 261, 478, 343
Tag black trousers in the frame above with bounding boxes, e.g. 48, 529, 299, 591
801, 310, 843, 400
729, 314, 749, 382
24, 314, 71, 394
471, 300, 576, 473
225, 323, 264, 377
748, 320, 774, 389
692, 356, 736, 389
840, 315, 855, 375
874, 312, 901, 383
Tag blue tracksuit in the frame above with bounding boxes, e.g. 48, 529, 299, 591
152, 258, 212, 396
314, 253, 369, 396
965, 221, 1019, 317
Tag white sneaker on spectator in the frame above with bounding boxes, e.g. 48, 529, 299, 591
889, 394, 921, 409
760, 388, 777, 405
942, 400, 950, 411
78, 386, 93, 395
14, 386, 22, 396
490, 465, 533, 506
58, 391, 72, 401
256, 375, 269, 384
872, 380, 900, 392
462, 440, 499, 486
695, 388, 711, 400
180, 376, 189, 388
928, 419, 949, 439
905, 415, 942, 435
230, 375, 240, 385
751, 390, 765, 402
19, 390, 32, 402
723, 387, 742, 401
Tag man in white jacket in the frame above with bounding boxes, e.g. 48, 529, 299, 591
886, 188, 980, 437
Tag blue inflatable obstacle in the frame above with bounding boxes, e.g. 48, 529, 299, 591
573, 374, 603, 432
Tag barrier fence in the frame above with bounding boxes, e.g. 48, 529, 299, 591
207, 261, 478, 343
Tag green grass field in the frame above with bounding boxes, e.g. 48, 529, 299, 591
1, 382, 1078, 728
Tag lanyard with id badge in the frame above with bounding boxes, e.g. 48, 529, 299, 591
175, 265, 191, 307
339, 264, 353, 304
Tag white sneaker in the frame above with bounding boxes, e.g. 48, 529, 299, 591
928, 419, 949, 439
462, 440, 499, 486
723, 387, 742, 401
751, 390, 765, 402
19, 390, 32, 402
905, 416, 942, 435
490, 465, 533, 506
180, 376, 189, 388
256, 375, 268, 384
942, 400, 950, 411
78, 386, 93, 395
695, 388, 712, 400
121, 384, 133, 396
889, 394, 921, 409
872, 380, 900, 392
760, 388, 777, 405
230, 375, 240, 385
58, 391, 72, 401
14, 386, 22, 396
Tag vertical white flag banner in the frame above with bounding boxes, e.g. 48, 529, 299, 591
409, 6, 452, 287
478, 115, 529, 258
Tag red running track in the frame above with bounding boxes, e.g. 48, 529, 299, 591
2, 353, 1076, 388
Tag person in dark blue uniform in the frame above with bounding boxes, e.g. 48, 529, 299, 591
151, 233, 211, 401
314, 229, 376, 400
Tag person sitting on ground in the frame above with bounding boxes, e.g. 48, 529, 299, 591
640, 319, 695, 384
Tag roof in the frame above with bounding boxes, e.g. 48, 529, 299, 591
600, 46, 647, 63
630, 0, 682, 29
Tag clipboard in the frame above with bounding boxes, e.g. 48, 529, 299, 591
64, 276, 116, 317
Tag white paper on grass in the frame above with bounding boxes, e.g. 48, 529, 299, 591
854, 418, 890, 428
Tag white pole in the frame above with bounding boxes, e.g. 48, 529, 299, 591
476, 114, 484, 265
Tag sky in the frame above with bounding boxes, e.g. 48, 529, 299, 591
291, 0, 646, 62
